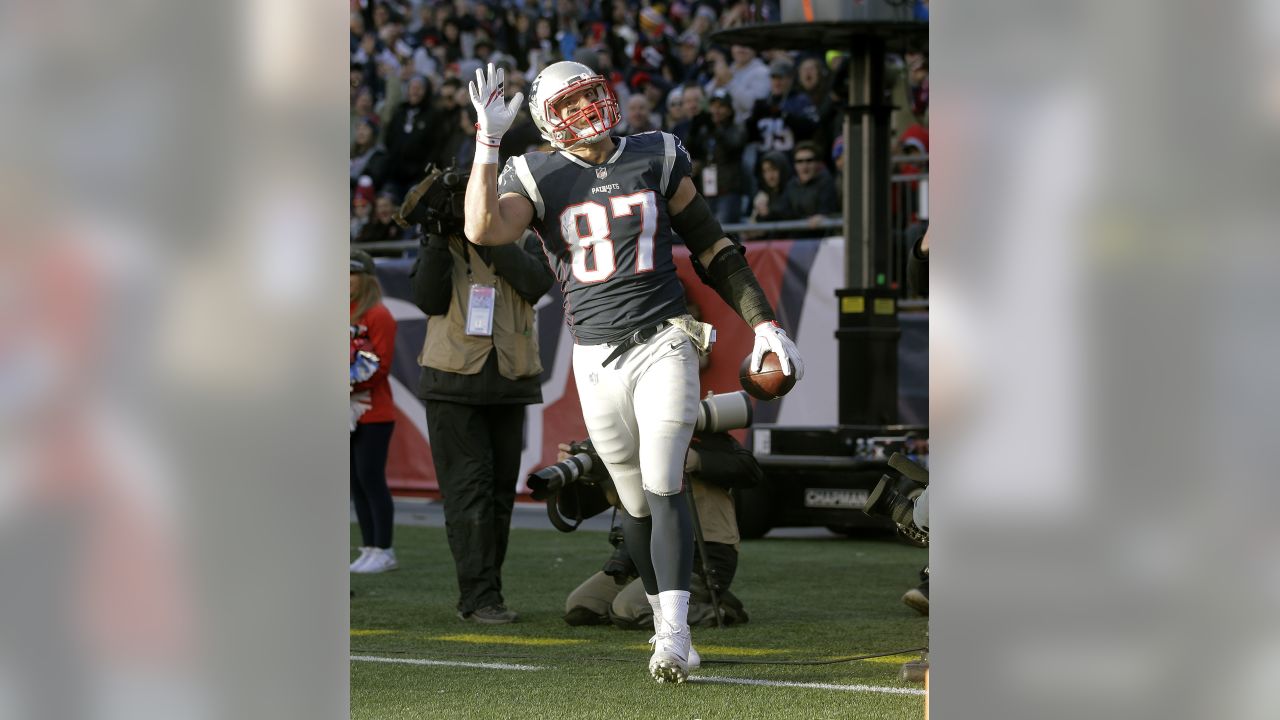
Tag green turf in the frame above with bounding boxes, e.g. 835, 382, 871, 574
351, 522, 928, 719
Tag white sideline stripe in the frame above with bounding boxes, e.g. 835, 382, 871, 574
351, 655, 545, 672
689, 676, 925, 696
352, 655, 922, 695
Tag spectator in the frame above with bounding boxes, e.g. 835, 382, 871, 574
617, 93, 659, 135
702, 47, 734, 104
351, 86, 381, 144
686, 90, 749, 224
356, 193, 405, 250
781, 140, 840, 235
349, 249, 399, 574
351, 177, 376, 241
671, 83, 706, 144
435, 105, 478, 169
384, 75, 438, 194
797, 56, 828, 111
531, 15, 560, 69
440, 18, 464, 63
411, 38, 440, 79
726, 44, 770, 123
673, 32, 704, 84
664, 85, 686, 130
502, 9, 536, 72
430, 77, 465, 167
751, 150, 793, 223
350, 119, 390, 194
408, 204, 555, 624
375, 58, 404, 131
747, 58, 819, 155
632, 74, 670, 125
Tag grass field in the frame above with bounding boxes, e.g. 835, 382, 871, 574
351, 521, 929, 719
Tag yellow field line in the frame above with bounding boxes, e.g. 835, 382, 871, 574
433, 633, 588, 647
350, 629, 398, 637
862, 654, 923, 665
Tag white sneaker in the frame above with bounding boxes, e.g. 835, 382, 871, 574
354, 548, 398, 574
350, 547, 374, 572
648, 622, 694, 684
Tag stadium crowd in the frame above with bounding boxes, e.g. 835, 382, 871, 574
349, 0, 929, 246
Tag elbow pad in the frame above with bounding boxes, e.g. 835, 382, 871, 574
670, 194, 726, 255
704, 245, 776, 329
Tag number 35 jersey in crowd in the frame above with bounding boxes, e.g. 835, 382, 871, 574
497, 131, 693, 345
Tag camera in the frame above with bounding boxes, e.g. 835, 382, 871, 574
601, 523, 637, 582
695, 390, 752, 433
863, 452, 929, 545
529, 391, 752, 501
394, 163, 469, 236
527, 440, 599, 501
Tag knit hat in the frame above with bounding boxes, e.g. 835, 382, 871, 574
354, 175, 376, 206
900, 123, 929, 154
350, 248, 376, 275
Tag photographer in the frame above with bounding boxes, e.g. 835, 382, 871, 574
559, 430, 763, 629
400, 167, 555, 625
863, 450, 931, 616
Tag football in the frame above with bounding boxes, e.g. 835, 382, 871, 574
739, 353, 797, 401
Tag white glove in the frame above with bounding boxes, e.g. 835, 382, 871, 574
467, 62, 523, 161
751, 321, 804, 379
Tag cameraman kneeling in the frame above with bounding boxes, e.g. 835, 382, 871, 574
561, 431, 762, 629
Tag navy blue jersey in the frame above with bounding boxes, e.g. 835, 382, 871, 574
497, 131, 694, 344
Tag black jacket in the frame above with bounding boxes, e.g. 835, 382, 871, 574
410, 231, 554, 404
685, 113, 749, 197
385, 100, 438, 189
687, 432, 762, 490
781, 170, 839, 218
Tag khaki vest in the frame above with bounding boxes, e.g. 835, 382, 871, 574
419, 237, 543, 380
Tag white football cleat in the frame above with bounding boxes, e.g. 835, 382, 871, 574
648, 622, 694, 684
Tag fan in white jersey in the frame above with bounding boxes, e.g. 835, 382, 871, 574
463, 61, 804, 684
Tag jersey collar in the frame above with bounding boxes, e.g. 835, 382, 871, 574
559, 136, 627, 168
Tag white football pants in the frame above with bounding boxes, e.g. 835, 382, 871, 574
572, 324, 699, 518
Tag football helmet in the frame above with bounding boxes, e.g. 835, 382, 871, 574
529, 61, 620, 150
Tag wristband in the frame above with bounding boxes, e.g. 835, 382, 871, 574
474, 129, 502, 165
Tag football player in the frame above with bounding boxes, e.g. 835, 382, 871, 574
463, 61, 804, 684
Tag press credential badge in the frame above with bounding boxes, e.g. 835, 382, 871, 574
466, 283, 496, 336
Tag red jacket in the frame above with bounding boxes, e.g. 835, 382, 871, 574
351, 302, 397, 424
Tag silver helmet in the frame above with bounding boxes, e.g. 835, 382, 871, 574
528, 61, 620, 150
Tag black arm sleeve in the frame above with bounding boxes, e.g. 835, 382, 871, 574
670, 193, 726, 256
409, 233, 454, 316
489, 231, 555, 306
688, 432, 763, 490
700, 243, 777, 329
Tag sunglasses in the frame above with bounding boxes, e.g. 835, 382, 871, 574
794, 156, 818, 164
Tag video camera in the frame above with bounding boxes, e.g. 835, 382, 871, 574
394, 163, 469, 236
528, 390, 754, 531
863, 452, 929, 546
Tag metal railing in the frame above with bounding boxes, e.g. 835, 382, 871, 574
355, 156, 929, 298
353, 217, 847, 254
